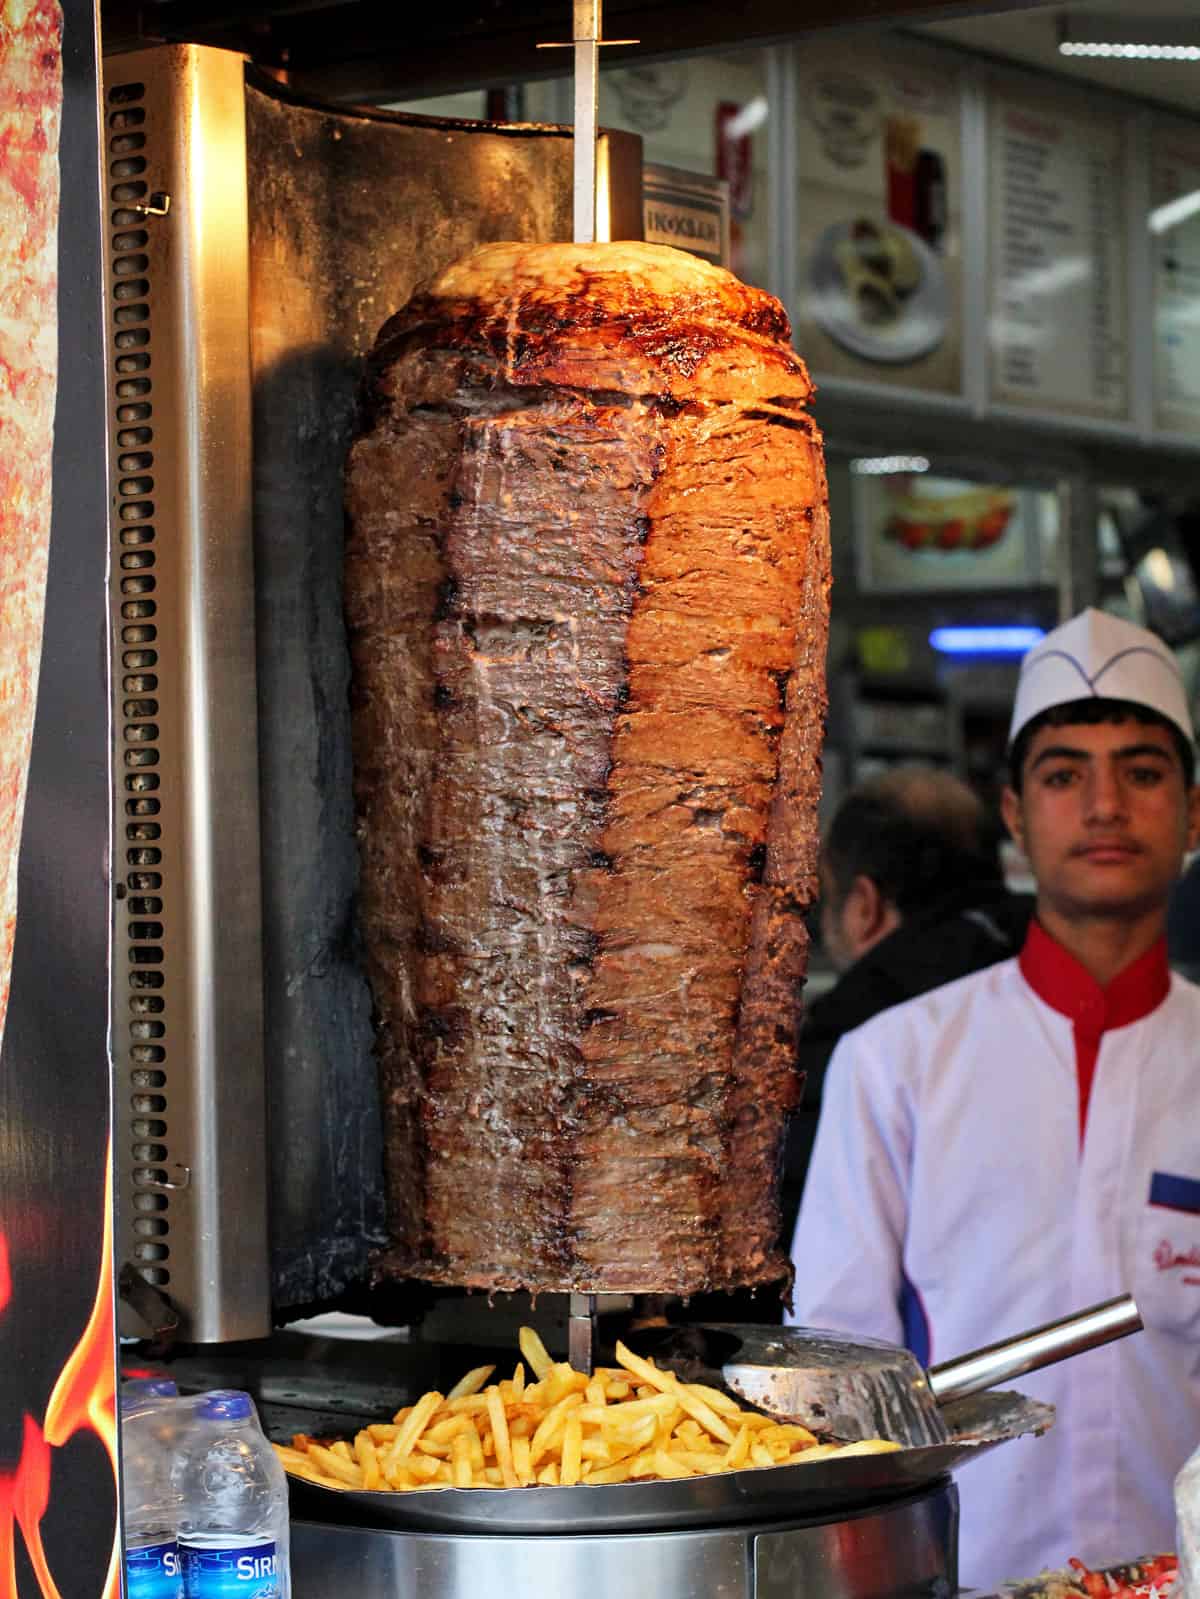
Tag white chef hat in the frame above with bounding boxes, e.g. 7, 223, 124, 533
1008, 607, 1194, 749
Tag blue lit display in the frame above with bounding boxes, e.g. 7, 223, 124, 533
929, 625, 1046, 656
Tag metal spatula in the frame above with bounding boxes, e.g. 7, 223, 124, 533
716, 1293, 1141, 1448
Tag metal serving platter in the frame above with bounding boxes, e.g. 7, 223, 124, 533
284, 1388, 1052, 1534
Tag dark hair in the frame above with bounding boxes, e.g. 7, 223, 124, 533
823, 767, 1000, 918
1007, 697, 1195, 794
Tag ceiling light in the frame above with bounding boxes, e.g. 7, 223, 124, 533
1059, 14, 1200, 61
1143, 548, 1177, 593
1060, 42, 1200, 60
724, 96, 769, 140
1150, 190, 1200, 235
850, 455, 930, 475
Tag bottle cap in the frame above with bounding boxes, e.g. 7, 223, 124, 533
195, 1389, 254, 1422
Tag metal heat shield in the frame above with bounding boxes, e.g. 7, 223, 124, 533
104, 44, 268, 1345
103, 40, 644, 1339
245, 75, 641, 1323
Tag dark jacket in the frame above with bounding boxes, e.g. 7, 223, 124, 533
781, 884, 1035, 1242
1168, 856, 1200, 982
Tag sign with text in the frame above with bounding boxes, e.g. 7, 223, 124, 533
987, 83, 1130, 422
642, 163, 730, 268
1150, 120, 1200, 437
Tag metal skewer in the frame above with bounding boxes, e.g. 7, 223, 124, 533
537, 0, 638, 245
568, 1291, 599, 1375
571, 0, 599, 243
543, 0, 635, 1376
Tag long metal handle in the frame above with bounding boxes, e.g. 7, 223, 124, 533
927, 1293, 1142, 1405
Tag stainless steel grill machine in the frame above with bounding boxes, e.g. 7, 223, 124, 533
101, 33, 1102, 1599
103, 40, 643, 1343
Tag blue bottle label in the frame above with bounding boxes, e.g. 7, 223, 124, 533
180, 1541, 280, 1598
126, 1540, 184, 1599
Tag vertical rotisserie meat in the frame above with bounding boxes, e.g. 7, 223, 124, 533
345, 241, 830, 1295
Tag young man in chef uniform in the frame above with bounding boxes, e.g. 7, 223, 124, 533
789, 608, 1200, 1590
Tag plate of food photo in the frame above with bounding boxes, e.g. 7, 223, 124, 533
807, 216, 947, 363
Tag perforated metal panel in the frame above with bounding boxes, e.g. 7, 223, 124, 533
105, 74, 171, 1289
102, 45, 269, 1343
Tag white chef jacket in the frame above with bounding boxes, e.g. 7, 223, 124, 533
789, 923, 1200, 1591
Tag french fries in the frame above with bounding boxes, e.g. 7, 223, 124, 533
275, 1329, 900, 1493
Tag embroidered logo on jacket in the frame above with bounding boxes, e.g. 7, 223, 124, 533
1154, 1239, 1200, 1286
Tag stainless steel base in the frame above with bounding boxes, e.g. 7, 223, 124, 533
291, 1479, 958, 1599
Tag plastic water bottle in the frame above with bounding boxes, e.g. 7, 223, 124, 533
123, 1377, 180, 1409
1178, 1441, 1200, 1599
175, 1390, 291, 1599
121, 1379, 184, 1599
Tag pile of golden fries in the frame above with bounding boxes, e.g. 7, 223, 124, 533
274, 1327, 899, 1493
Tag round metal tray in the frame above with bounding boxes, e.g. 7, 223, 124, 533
285, 1388, 1052, 1534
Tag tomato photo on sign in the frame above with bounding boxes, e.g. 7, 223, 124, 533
893, 518, 933, 550
975, 504, 1013, 547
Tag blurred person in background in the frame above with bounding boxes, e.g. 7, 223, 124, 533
1167, 851, 1200, 982
782, 765, 1032, 1236
789, 609, 1200, 1589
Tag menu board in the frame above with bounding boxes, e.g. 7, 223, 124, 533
1150, 122, 1200, 436
987, 84, 1129, 421
792, 40, 964, 396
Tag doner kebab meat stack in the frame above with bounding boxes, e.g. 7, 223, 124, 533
345, 241, 830, 1297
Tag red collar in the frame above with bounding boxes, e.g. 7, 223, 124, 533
1018, 918, 1170, 1036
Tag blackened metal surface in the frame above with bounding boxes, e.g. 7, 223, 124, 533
0, 0, 117, 1581
99, 0, 1053, 107
244, 73, 641, 1318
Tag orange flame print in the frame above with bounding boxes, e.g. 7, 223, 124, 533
0, 1144, 118, 1598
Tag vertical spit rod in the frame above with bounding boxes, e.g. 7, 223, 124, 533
569, 1292, 599, 1375
572, 0, 600, 243
553, 0, 638, 1380
537, 2, 637, 242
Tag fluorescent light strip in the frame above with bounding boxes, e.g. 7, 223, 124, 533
929, 626, 1046, 657
725, 96, 769, 140
1059, 41, 1200, 60
1150, 190, 1200, 235
850, 455, 930, 475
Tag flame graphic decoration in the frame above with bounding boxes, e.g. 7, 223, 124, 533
0, 1145, 118, 1599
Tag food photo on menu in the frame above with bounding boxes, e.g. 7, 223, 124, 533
787, 36, 967, 401
800, 56, 954, 370
850, 461, 1056, 595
